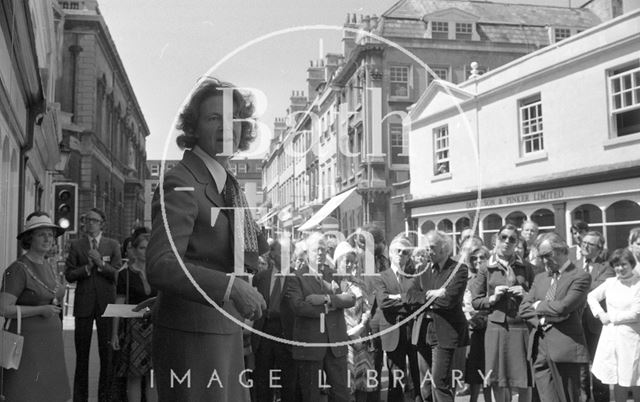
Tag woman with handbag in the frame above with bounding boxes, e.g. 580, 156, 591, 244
0, 212, 70, 401
111, 230, 157, 402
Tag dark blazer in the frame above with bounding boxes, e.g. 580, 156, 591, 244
284, 264, 355, 361
408, 258, 469, 349
577, 257, 615, 334
371, 268, 413, 352
470, 257, 534, 324
519, 263, 591, 363
146, 150, 267, 334
252, 267, 287, 351
65, 235, 121, 317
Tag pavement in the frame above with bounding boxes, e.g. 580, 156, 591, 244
63, 316, 101, 402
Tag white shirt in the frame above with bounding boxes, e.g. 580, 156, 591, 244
192, 146, 227, 194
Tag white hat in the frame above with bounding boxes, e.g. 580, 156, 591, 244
17, 214, 65, 239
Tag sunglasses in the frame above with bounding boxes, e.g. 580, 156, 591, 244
399, 249, 412, 257
499, 234, 518, 244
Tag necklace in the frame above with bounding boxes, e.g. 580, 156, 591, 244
18, 259, 62, 304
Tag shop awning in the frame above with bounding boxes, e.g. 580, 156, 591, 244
298, 188, 357, 232
256, 209, 278, 225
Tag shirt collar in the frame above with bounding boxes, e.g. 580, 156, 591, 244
551, 259, 571, 276
88, 232, 102, 244
192, 146, 228, 194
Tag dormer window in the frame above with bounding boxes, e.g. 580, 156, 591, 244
455, 23, 473, 40
432, 21, 449, 39
554, 28, 571, 42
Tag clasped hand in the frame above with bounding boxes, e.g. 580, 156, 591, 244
305, 294, 328, 306
231, 279, 266, 321
426, 288, 445, 299
598, 312, 611, 325
87, 249, 103, 268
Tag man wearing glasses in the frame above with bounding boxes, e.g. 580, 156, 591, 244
519, 232, 591, 402
65, 208, 122, 402
371, 236, 417, 401
578, 231, 615, 402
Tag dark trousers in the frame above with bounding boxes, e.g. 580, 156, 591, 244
73, 316, 112, 402
386, 338, 408, 402
417, 344, 456, 402
532, 335, 582, 402
254, 335, 296, 402
296, 351, 349, 402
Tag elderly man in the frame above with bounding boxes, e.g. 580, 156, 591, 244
577, 231, 614, 402
284, 232, 355, 402
409, 230, 469, 402
521, 220, 539, 262
519, 232, 591, 402
370, 236, 418, 401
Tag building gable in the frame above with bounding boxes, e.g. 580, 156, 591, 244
409, 80, 473, 125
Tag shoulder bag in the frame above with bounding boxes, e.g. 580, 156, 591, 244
1, 306, 23, 370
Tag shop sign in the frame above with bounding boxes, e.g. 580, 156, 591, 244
465, 189, 565, 209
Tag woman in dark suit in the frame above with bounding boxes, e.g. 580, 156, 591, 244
146, 78, 268, 401
470, 223, 535, 402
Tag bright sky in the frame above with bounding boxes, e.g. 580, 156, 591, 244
98, 0, 566, 160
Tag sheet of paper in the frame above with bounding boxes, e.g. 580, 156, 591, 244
102, 304, 145, 318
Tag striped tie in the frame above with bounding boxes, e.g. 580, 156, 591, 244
545, 271, 559, 301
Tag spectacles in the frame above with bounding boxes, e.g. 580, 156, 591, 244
470, 255, 487, 263
86, 218, 103, 224
499, 234, 518, 244
581, 241, 599, 248
538, 251, 555, 260
399, 249, 412, 257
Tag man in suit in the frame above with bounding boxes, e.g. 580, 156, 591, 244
284, 232, 355, 402
408, 230, 469, 402
577, 231, 614, 402
65, 208, 122, 402
519, 232, 592, 402
252, 239, 297, 402
370, 236, 418, 401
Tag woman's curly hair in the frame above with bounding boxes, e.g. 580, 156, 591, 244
176, 78, 257, 151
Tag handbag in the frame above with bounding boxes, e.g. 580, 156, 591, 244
1, 306, 24, 370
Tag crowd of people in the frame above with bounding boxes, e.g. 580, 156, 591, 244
1, 76, 639, 402
241, 219, 640, 402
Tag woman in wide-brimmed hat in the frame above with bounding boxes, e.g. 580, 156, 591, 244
0, 211, 70, 401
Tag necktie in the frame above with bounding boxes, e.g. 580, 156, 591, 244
545, 271, 559, 301
584, 259, 591, 274
92, 238, 98, 251
268, 276, 282, 318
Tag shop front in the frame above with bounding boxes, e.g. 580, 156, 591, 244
408, 175, 640, 252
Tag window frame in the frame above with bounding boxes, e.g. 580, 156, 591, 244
389, 65, 411, 99
389, 122, 409, 167
554, 28, 571, 42
518, 94, 544, 156
455, 22, 473, 39
432, 125, 450, 176
150, 164, 159, 176
607, 62, 640, 138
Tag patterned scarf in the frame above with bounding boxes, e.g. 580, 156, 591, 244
223, 170, 260, 257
